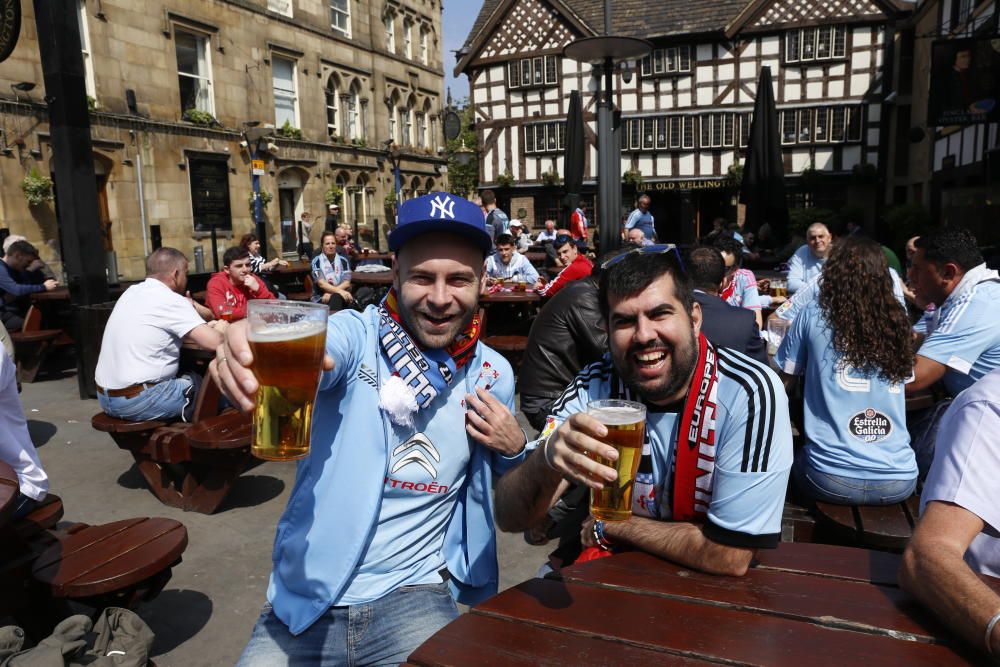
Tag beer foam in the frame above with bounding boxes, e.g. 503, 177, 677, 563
248, 320, 327, 342
589, 406, 644, 425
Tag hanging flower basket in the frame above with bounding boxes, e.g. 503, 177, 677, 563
325, 184, 344, 206
247, 189, 273, 215
21, 167, 54, 206
623, 168, 643, 189
496, 170, 514, 188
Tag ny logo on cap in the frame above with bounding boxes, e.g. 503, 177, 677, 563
429, 195, 455, 220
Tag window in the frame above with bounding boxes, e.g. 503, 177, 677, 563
330, 0, 350, 37
698, 114, 735, 148
509, 55, 558, 88
524, 122, 566, 154
415, 112, 426, 147
739, 112, 752, 147
784, 25, 847, 63
325, 76, 339, 138
404, 19, 413, 59
77, 0, 96, 99
175, 29, 214, 115
640, 45, 692, 76
388, 103, 397, 143
384, 14, 395, 52
625, 115, 697, 150
360, 99, 369, 139
779, 105, 864, 144
272, 56, 298, 129
420, 27, 429, 65
402, 106, 412, 145
188, 155, 232, 233
268, 0, 292, 16
345, 90, 359, 140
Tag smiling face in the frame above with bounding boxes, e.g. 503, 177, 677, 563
226, 257, 250, 286
248, 239, 261, 255
807, 224, 832, 259
556, 241, 579, 265
607, 273, 702, 405
393, 233, 485, 350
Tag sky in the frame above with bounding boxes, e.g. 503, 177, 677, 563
441, 1, 482, 103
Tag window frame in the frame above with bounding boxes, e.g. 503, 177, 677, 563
403, 19, 413, 59
509, 55, 559, 89
271, 55, 299, 129
524, 121, 566, 154
325, 77, 339, 139
77, 0, 96, 99
640, 45, 692, 78
330, 0, 351, 38
419, 26, 429, 65
384, 13, 395, 53
174, 27, 215, 117
785, 25, 849, 64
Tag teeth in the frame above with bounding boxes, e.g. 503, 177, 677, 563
636, 351, 666, 363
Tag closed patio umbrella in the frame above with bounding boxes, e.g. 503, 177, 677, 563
739, 66, 788, 239
561, 90, 585, 237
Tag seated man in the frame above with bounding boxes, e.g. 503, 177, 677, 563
535, 219, 557, 244
686, 246, 767, 365
311, 230, 354, 310
495, 249, 792, 575
0, 240, 58, 332
539, 234, 593, 298
899, 368, 1000, 660
787, 222, 832, 294
0, 346, 48, 519
906, 229, 1000, 475
509, 220, 531, 253
486, 234, 541, 288
95, 247, 223, 422
206, 246, 276, 321
627, 228, 654, 247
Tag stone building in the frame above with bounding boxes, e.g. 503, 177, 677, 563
0, 0, 446, 280
456, 0, 906, 242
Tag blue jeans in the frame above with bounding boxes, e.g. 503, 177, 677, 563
907, 398, 953, 483
237, 581, 459, 667
793, 453, 916, 506
97, 372, 201, 423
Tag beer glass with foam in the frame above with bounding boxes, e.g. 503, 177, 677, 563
246, 300, 328, 461
587, 399, 647, 521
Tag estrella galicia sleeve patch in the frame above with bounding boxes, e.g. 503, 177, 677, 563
847, 408, 893, 443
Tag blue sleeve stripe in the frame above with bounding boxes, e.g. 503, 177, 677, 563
717, 349, 777, 473
934, 289, 975, 335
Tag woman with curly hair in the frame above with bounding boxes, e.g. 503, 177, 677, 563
775, 235, 917, 505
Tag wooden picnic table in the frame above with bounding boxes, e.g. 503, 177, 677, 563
0, 462, 19, 526
351, 271, 394, 286
480, 290, 542, 304
410, 543, 988, 665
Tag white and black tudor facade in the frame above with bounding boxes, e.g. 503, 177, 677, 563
456, 0, 907, 241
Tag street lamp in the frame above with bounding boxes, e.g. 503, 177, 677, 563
563, 0, 650, 253
453, 138, 475, 168
243, 120, 269, 259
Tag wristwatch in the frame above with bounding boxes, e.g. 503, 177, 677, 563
592, 519, 613, 551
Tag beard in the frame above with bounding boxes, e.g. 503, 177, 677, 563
612, 330, 699, 404
395, 295, 475, 350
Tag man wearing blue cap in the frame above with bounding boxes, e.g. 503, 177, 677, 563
212, 193, 528, 666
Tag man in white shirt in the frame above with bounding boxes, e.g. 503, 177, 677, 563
95, 247, 224, 422
0, 346, 48, 519
509, 220, 531, 252
900, 368, 1000, 660
535, 219, 557, 244
486, 234, 541, 288
786, 222, 832, 293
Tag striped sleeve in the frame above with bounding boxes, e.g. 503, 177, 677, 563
706, 348, 793, 546
526, 359, 614, 452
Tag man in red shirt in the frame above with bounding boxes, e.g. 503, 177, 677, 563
569, 204, 589, 244
206, 247, 275, 321
540, 235, 592, 298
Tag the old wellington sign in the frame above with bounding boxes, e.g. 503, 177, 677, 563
0, 0, 20, 63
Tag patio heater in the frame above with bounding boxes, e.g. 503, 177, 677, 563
563, 0, 650, 253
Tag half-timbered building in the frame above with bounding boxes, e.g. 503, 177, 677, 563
457, 0, 907, 242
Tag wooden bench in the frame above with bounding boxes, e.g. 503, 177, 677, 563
812, 496, 920, 551
32, 517, 188, 610
92, 380, 254, 514
10, 306, 62, 383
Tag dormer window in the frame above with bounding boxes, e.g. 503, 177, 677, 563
785, 25, 847, 64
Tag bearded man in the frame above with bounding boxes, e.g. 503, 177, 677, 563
494, 247, 792, 573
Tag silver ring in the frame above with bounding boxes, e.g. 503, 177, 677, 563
219, 356, 228, 365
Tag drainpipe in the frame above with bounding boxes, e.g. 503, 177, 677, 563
131, 130, 149, 256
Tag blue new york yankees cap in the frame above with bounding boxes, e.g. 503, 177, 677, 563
388, 192, 491, 255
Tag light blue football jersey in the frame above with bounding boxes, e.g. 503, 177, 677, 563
534, 348, 793, 547
916, 273, 1000, 396
775, 301, 916, 480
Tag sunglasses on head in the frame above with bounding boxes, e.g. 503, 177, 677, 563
600, 243, 685, 273
554, 234, 574, 246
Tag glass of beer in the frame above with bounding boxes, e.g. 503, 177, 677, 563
587, 399, 647, 521
246, 300, 328, 461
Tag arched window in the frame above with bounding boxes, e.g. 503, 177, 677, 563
387, 90, 400, 144
325, 74, 340, 139
402, 94, 416, 145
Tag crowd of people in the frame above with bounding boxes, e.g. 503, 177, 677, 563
2, 189, 997, 665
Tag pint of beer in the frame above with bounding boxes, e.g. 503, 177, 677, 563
587, 399, 647, 521
246, 300, 328, 461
